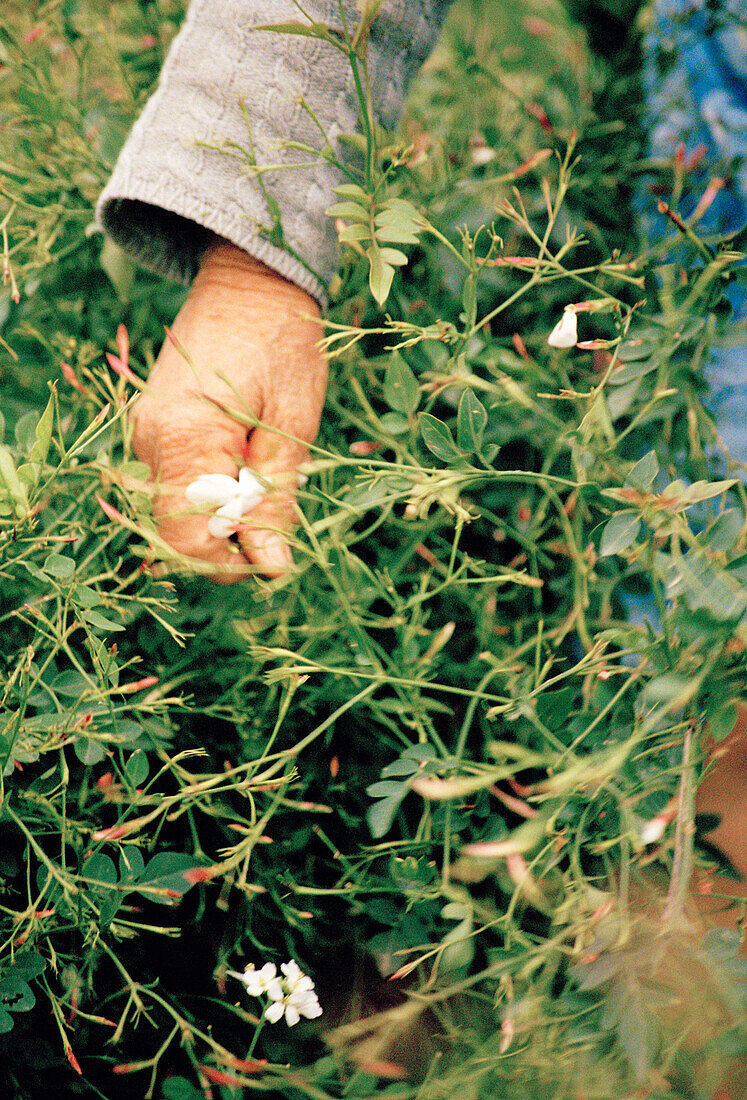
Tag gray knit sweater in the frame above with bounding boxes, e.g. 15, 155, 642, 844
97, 1, 450, 305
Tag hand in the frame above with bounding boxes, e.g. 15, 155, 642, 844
132, 236, 328, 582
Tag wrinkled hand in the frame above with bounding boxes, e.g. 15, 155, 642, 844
132, 236, 328, 581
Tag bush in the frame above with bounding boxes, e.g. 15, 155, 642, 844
1, 2, 745, 1097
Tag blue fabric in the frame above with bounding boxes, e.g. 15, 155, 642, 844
644, 0, 747, 465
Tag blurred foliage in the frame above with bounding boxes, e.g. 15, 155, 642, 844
0, 1, 746, 1098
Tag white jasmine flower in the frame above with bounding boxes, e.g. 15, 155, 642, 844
185, 467, 265, 538
228, 957, 322, 1027
265, 960, 323, 1026
227, 961, 283, 1000
547, 307, 578, 348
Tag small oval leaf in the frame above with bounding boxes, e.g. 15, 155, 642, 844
599, 512, 641, 557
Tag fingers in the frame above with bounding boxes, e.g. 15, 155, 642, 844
234, 327, 327, 576
238, 526, 294, 577
133, 402, 257, 581
235, 424, 311, 576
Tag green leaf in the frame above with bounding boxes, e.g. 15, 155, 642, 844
161, 1076, 205, 1100
366, 244, 395, 306
599, 512, 641, 557
419, 414, 461, 463
71, 585, 104, 610
343, 474, 411, 509
708, 701, 737, 743
440, 908, 474, 973
118, 460, 151, 480
14, 410, 39, 453
374, 200, 422, 244
625, 451, 658, 492
16, 462, 39, 487
251, 20, 345, 49
137, 853, 205, 906
378, 247, 408, 267
402, 743, 438, 761
332, 183, 369, 201
704, 927, 743, 960
0, 977, 35, 1014
100, 237, 136, 301
374, 199, 423, 236
83, 609, 125, 633
124, 749, 149, 786
442, 901, 471, 921
383, 354, 419, 415
374, 225, 419, 244
43, 553, 75, 580
382, 757, 421, 778
74, 738, 106, 766
378, 412, 410, 434
85, 852, 118, 892
119, 846, 145, 883
366, 792, 406, 839
606, 378, 641, 420
16, 560, 47, 582
667, 478, 737, 506
0, 445, 28, 514
325, 201, 370, 223
52, 670, 94, 697
676, 552, 747, 620
703, 509, 743, 552
571, 952, 623, 990
456, 389, 488, 453
338, 223, 371, 243
9, 953, 46, 981
617, 339, 653, 362
607, 358, 660, 386
366, 780, 407, 798
30, 391, 54, 464
616, 989, 653, 1082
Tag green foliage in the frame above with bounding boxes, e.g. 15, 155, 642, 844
0, 1, 746, 1098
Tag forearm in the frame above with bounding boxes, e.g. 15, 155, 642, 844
97, 1, 451, 305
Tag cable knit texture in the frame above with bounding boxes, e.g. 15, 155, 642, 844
97, 1, 450, 305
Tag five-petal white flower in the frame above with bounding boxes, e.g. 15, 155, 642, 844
547, 307, 579, 348
229, 958, 322, 1027
185, 467, 265, 538
227, 961, 283, 1001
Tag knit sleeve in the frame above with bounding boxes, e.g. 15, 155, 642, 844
96, 1, 451, 306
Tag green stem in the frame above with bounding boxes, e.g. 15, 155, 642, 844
662, 718, 697, 926
246, 1011, 266, 1059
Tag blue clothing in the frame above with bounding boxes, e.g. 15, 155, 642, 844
644, 0, 747, 465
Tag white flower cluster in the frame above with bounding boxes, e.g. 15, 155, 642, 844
185, 468, 308, 539
185, 468, 266, 538
228, 959, 322, 1027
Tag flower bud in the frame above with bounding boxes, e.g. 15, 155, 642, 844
547, 308, 578, 348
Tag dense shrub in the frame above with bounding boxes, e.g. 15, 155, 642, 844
1, 2, 745, 1097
